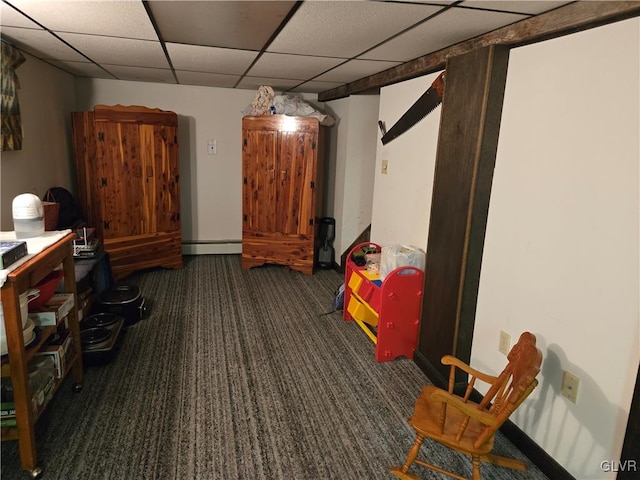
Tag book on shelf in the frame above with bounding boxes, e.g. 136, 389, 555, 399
0, 417, 17, 427
1, 402, 16, 417
0, 241, 28, 269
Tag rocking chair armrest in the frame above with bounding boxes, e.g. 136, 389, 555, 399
430, 390, 497, 427
441, 355, 498, 385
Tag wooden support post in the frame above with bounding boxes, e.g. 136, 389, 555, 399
414, 45, 510, 387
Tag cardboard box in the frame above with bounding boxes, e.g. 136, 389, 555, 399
35, 334, 74, 379
28, 293, 74, 327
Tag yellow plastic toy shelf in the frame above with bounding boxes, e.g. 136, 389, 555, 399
343, 242, 424, 362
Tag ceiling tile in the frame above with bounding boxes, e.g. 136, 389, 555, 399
56, 32, 169, 68
236, 76, 302, 93
385, 0, 456, 4
148, 0, 297, 50
1, 2, 41, 28
360, 6, 527, 61
166, 43, 258, 75
102, 65, 176, 84
175, 70, 240, 88
0, 26, 88, 61
4, 0, 157, 40
247, 52, 344, 81
314, 59, 401, 83
267, 0, 443, 58
289, 79, 345, 94
461, 1, 572, 15
46, 59, 116, 79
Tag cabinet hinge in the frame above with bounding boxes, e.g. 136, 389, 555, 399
103, 221, 110, 229
243, 214, 247, 222
243, 177, 247, 185
312, 141, 316, 150
101, 177, 108, 186
310, 181, 315, 189
309, 219, 314, 226
98, 132, 104, 141
243, 138, 247, 147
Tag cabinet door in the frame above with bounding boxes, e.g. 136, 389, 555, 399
243, 128, 277, 233
96, 122, 146, 239
276, 130, 317, 236
140, 123, 180, 234
96, 122, 179, 238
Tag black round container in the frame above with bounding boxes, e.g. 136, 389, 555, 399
98, 285, 146, 326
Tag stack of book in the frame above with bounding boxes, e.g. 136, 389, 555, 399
0, 241, 28, 269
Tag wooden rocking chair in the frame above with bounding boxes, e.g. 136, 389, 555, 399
391, 332, 543, 480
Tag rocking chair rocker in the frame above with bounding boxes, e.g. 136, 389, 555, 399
391, 331, 543, 480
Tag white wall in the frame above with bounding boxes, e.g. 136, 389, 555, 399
371, 72, 442, 252
473, 19, 639, 479
325, 95, 379, 262
0, 53, 76, 230
373, 18, 639, 479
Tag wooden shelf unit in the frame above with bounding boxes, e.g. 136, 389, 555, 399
1, 233, 84, 478
343, 242, 424, 362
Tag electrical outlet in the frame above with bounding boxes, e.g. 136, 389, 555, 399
499, 330, 511, 355
207, 139, 217, 155
561, 371, 580, 403
381, 159, 389, 174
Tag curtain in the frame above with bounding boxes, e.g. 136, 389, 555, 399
1, 41, 26, 151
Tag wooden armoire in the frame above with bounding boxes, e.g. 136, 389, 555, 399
71, 104, 182, 280
241, 115, 325, 275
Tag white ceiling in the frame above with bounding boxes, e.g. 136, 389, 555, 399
0, 0, 572, 94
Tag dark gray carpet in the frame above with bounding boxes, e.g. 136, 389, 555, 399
2, 255, 549, 479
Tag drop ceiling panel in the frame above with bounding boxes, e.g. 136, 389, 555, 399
386, 0, 456, 4
0, 26, 88, 61
236, 76, 302, 92
267, 0, 444, 58
360, 7, 527, 61
290, 80, 345, 94
175, 70, 240, 89
5, 0, 157, 40
47, 60, 116, 79
102, 65, 176, 84
148, 0, 297, 50
462, 0, 572, 15
166, 43, 258, 75
248, 52, 345, 81
314, 58, 402, 83
56, 32, 169, 68
0, 2, 40, 28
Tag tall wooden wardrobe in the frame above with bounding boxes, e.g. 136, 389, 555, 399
71, 104, 182, 280
242, 115, 325, 275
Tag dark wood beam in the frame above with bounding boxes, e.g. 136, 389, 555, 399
318, 0, 640, 101
415, 45, 510, 384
